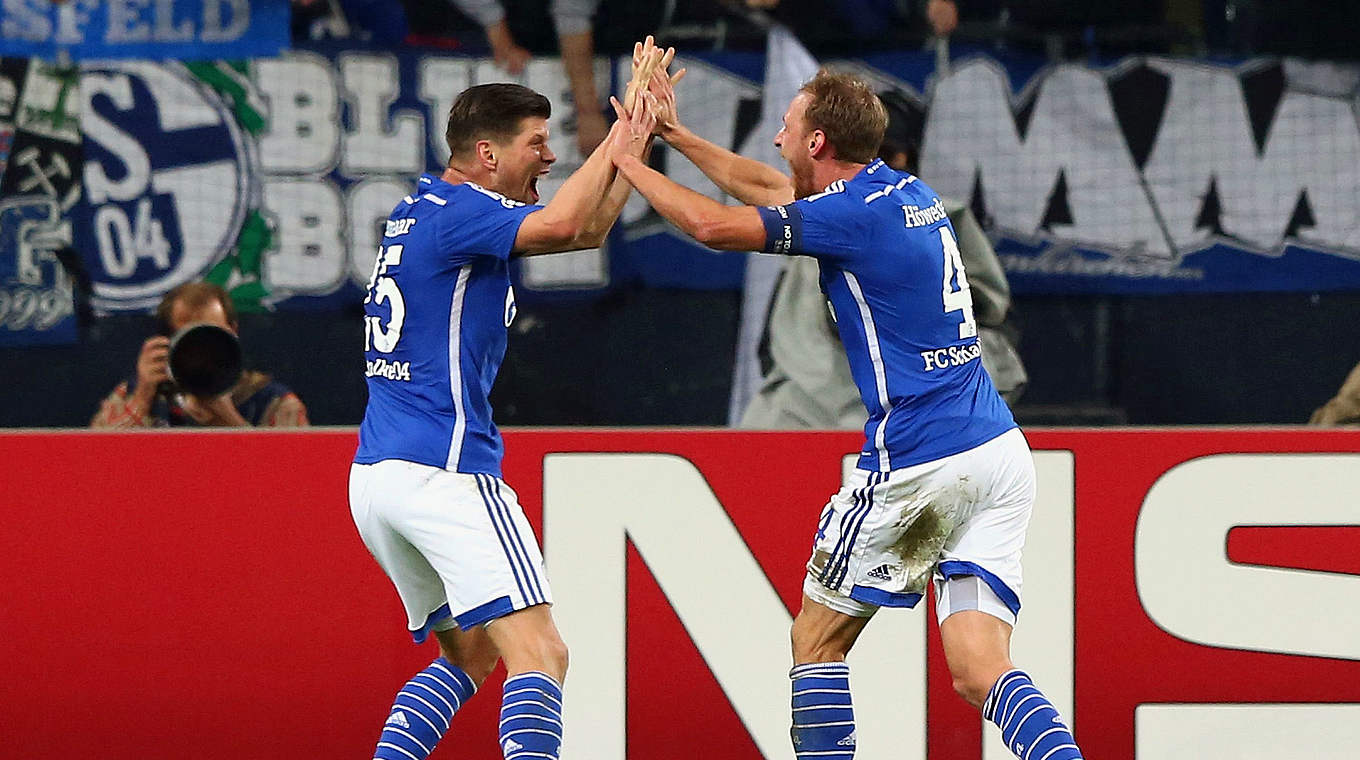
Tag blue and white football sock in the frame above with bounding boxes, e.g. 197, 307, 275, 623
984, 669, 1083, 760
499, 671, 564, 759
790, 662, 857, 758
374, 657, 476, 760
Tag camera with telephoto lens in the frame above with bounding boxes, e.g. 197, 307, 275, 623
165, 323, 243, 398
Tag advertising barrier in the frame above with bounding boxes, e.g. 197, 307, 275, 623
1, 428, 1358, 759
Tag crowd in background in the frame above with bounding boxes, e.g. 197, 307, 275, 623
3, 1, 1357, 429
290, 0, 1360, 62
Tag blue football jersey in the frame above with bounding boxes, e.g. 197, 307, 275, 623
757, 159, 1016, 472
354, 175, 538, 476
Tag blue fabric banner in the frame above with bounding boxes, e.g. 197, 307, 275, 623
0, 0, 289, 61
5, 42, 1359, 331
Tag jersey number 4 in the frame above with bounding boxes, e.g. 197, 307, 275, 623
364, 244, 406, 353
939, 227, 977, 340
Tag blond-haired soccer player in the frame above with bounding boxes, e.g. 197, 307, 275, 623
613, 67, 1084, 760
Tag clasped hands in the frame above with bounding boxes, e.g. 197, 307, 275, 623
604, 35, 687, 166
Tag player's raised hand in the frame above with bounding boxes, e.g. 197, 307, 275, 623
623, 37, 667, 115
607, 93, 656, 164
648, 60, 685, 136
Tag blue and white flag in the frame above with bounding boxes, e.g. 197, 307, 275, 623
0, 58, 80, 346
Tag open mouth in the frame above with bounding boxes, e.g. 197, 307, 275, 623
529, 176, 539, 203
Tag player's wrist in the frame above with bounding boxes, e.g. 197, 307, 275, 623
657, 120, 684, 143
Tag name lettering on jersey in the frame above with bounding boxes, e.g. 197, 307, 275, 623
921, 341, 982, 371
384, 218, 417, 237
903, 198, 948, 228
366, 358, 412, 382
768, 205, 794, 254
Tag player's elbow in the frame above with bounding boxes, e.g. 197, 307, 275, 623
572, 222, 611, 250
691, 214, 758, 252
690, 214, 730, 249
547, 218, 588, 246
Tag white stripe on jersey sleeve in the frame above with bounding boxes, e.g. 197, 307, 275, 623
842, 271, 893, 472
445, 265, 473, 471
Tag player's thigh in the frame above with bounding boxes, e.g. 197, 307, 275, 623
804, 459, 979, 620
350, 461, 450, 631
935, 428, 1036, 625
400, 471, 553, 628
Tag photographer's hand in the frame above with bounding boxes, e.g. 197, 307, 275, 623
178, 392, 250, 427
130, 336, 171, 414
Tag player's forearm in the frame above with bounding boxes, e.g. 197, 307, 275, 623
524, 136, 617, 254
615, 154, 763, 251
575, 139, 652, 248
661, 123, 792, 206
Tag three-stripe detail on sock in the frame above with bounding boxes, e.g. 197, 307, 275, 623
499, 671, 563, 759
374, 658, 476, 760
984, 669, 1083, 760
791, 662, 856, 758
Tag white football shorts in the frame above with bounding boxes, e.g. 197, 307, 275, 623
349, 460, 553, 642
804, 427, 1035, 625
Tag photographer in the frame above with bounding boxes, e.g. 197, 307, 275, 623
90, 283, 309, 429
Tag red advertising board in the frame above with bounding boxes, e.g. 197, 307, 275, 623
1, 428, 1357, 759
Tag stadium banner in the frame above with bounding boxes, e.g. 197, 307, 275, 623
5, 46, 1360, 324
0, 57, 80, 346
0, 0, 289, 61
2, 428, 1357, 760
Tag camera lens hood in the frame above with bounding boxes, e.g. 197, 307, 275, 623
168, 323, 243, 397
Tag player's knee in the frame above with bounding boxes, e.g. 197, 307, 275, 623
789, 616, 849, 664
440, 644, 500, 687
459, 653, 501, 687
949, 662, 1005, 709
519, 627, 569, 680
542, 634, 569, 678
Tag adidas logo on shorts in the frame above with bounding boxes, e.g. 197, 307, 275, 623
866, 564, 895, 582
385, 710, 410, 729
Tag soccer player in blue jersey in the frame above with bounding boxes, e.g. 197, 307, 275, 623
613, 68, 1085, 760
349, 78, 657, 760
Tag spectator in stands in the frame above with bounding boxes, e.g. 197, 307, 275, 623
554, 0, 610, 156
1309, 361, 1360, 425
441, 0, 609, 157
91, 283, 309, 429
292, 0, 409, 44
743, 0, 959, 42
446, 0, 533, 73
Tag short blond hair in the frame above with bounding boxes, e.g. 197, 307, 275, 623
799, 68, 888, 164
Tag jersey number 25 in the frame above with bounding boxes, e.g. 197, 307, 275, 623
364, 244, 406, 353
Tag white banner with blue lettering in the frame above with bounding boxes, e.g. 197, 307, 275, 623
0, 0, 288, 60
4, 41, 1360, 341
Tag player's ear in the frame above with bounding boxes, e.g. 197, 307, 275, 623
475, 139, 497, 170
808, 129, 828, 158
